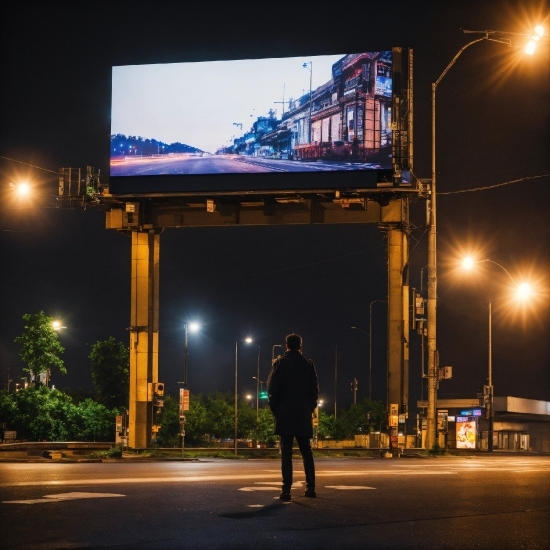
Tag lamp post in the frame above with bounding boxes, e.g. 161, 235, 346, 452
302, 61, 312, 144
462, 257, 532, 452
245, 338, 260, 423
234, 340, 238, 455
182, 322, 200, 387
427, 30, 519, 450
351, 299, 385, 402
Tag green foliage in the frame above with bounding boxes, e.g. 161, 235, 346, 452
0, 386, 116, 442
14, 311, 65, 381
88, 337, 129, 409
154, 392, 275, 447
68, 398, 117, 441
317, 399, 386, 441
87, 446, 123, 459
204, 391, 235, 439
155, 396, 181, 447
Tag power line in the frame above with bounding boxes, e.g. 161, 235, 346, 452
0, 155, 58, 174
439, 173, 549, 195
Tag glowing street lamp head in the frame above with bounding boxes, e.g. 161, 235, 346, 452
462, 257, 475, 270
245, 337, 253, 344
516, 282, 532, 300
52, 320, 65, 331
525, 25, 545, 55
188, 322, 200, 333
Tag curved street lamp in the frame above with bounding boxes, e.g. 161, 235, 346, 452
461, 256, 533, 451
426, 26, 543, 450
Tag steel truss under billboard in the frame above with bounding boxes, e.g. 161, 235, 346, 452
109, 47, 413, 197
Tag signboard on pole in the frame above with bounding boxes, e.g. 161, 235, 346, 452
390, 403, 399, 427
180, 389, 190, 413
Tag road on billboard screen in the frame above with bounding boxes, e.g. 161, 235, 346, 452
109, 154, 385, 176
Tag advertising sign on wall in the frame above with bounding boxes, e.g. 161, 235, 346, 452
456, 417, 477, 449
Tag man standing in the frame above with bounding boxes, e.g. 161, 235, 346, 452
267, 333, 319, 501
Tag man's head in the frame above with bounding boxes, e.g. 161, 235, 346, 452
285, 333, 302, 351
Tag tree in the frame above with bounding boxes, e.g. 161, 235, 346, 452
14, 311, 65, 383
8, 385, 73, 441
88, 337, 129, 409
204, 392, 234, 439
69, 399, 116, 441
155, 396, 181, 447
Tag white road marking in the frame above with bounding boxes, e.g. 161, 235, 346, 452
0, 470, 456, 489
239, 487, 280, 491
247, 504, 265, 508
253, 481, 303, 487
325, 485, 376, 491
3, 492, 125, 504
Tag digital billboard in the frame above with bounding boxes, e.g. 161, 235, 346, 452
110, 50, 411, 195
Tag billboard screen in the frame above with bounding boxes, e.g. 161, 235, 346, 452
110, 50, 410, 194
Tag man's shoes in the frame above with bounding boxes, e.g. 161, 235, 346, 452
304, 488, 316, 498
279, 491, 291, 501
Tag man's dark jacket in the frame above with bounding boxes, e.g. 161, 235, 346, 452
267, 350, 319, 438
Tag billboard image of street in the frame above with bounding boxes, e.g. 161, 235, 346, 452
110, 52, 393, 179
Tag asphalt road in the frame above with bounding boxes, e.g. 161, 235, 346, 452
0, 455, 549, 549
109, 155, 384, 176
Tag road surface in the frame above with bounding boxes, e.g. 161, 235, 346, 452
0, 455, 548, 549
110, 154, 384, 176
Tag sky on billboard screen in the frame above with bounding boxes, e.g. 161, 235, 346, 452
111, 54, 346, 153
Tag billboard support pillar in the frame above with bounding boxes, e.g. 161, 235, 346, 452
384, 199, 409, 452
128, 230, 160, 448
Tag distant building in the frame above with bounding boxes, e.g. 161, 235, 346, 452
262, 52, 393, 162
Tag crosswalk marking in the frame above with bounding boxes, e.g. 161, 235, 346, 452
3, 492, 125, 504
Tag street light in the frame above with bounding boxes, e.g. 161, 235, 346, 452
461, 256, 532, 452
302, 61, 312, 144
426, 27, 540, 450
10, 182, 30, 197
351, 299, 386, 401
182, 322, 200, 387
525, 25, 545, 55
234, 336, 255, 455
245, 337, 260, 423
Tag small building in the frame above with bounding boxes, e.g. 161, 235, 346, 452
419, 397, 550, 452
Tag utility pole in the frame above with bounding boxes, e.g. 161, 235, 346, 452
351, 378, 358, 405
334, 346, 338, 419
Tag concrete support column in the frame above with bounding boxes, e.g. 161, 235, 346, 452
128, 231, 159, 449
387, 227, 408, 411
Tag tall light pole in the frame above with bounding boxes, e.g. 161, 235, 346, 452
245, 338, 260, 422
303, 61, 312, 143
352, 299, 386, 402
234, 340, 238, 456
462, 257, 532, 452
182, 322, 200, 387
427, 30, 514, 450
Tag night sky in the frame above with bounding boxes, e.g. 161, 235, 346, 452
1, 1, 549, 424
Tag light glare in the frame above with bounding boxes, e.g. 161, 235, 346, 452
245, 337, 253, 344
534, 25, 544, 37
525, 40, 536, 55
517, 283, 531, 300
462, 257, 475, 270
17, 183, 30, 196
188, 322, 200, 333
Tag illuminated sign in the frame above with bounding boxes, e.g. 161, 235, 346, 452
456, 418, 477, 449
110, 49, 411, 195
